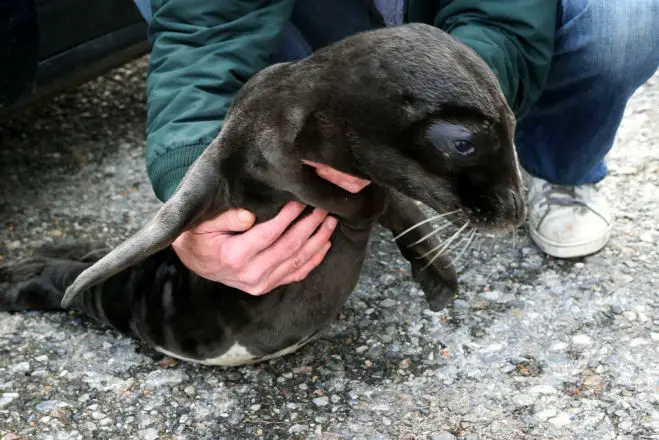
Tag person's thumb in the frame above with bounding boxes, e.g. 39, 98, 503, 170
196, 209, 256, 234
217, 209, 256, 232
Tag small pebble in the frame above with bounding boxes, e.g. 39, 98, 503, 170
183, 386, 196, 396
431, 433, 457, 440
249, 404, 261, 412
289, 424, 305, 434
550, 412, 572, 427
551, 342, 568, 351
312, 396, 329, 407
639, 232, 654, 243
535, 408, 557, 422
509, 356, 529, 365
380, 299, 397, 308
637, 312, 649, 322
572, 334, 592, 346
0, 393, 19, 408
529, 385, 557, 395
35, 400, 66, 412
610, 304, 624, 314
629, 338, 649, 347
622, 311, 637, 321
453, 299, 470, 309
12, 362, 30, 373
482, 343, 503, 353
355, 346, 368, 354
140, 428, 159, 440
480, 290, 501, 301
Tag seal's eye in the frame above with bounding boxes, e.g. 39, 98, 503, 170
453, 140, 475, 156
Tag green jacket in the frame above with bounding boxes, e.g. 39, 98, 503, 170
146, 0, 559, 202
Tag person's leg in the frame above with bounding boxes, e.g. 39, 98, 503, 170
272, 0, 380, 63
515, 0, 659, 258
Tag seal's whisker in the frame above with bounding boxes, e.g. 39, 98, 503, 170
416, 221, 468, 260
476, 239, 484, 256
393, 209, 460, 241
444, 228, 473, 254
445, 229, 477, 269
420, 222, 470, 269
407, 222, 453, 247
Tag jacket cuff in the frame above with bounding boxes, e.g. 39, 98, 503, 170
147, 142, 209, 202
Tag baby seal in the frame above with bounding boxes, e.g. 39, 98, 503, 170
0, 23, 525, 366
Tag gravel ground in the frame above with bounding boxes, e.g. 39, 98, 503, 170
0, 57, 657, 440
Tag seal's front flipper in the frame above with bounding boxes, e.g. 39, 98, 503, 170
379, 191, 458, 311
61, 142, 229, 308
278, 164, 388, 223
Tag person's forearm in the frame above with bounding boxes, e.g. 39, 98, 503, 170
432, 0, 559, 117
145, 0, 295, 202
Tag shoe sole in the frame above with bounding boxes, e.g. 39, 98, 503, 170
528, 225, 613, 259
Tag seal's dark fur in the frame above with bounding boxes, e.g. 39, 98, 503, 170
0, 24, 525, 366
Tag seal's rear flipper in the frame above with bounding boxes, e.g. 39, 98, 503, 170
60, 143, 228, 308
0, 258, 91, 312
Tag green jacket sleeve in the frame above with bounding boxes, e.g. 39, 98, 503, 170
430, 0, 559, 118
145, 0, 295, 202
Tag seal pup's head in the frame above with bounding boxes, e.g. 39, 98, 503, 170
289, 23, 527, 234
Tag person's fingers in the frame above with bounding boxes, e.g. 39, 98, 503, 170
219, 201, 306, 268
276, 241, 332, 287
248, 207, 331, 272
189, 208, 256, 234
243, 241, 332, 296
302, 160, 371, 193
263, 215, 337, 286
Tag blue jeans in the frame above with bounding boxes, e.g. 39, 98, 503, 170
133, 0, 659, 186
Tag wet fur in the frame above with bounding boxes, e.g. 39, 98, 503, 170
0, 24, 525, 366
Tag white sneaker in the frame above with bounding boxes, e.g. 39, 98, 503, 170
524, 173, 613, 258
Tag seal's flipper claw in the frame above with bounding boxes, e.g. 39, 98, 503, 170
411, 256, 459, 312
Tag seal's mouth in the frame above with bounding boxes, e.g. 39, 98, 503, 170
459, 189, 527, 233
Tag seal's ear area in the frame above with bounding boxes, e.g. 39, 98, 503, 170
60, 146, 228, 308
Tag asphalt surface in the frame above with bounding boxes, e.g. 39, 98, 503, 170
0, 57, 657, 440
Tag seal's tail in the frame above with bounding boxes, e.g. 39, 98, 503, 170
0, 242, 108, 312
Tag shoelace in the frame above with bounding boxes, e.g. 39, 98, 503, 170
539, 183, 591, 208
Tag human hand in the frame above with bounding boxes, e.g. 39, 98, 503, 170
302, 160, 371, 193
172, 201, 338, 295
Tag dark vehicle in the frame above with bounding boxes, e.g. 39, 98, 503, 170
0, 0, 149, 119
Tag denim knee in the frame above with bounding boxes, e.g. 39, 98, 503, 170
561, 0, 659, 86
